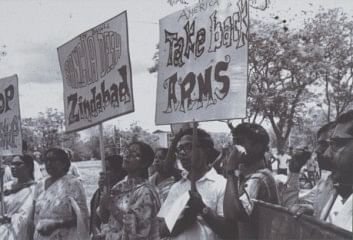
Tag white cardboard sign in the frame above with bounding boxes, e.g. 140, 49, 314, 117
156, 0, 249, 125
0, 74, 22, 156
58, 11, 134, 132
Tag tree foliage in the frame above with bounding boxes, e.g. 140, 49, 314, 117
305, 8, 353, 121
248, 19, 323, 151
22, 108, 80, 157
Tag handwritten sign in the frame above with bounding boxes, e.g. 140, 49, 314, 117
58, 11, 134, 132
156, 0, 249, 125
0, 75, 22, 156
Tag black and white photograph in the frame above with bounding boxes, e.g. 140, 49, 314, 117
0, 0, 352, 239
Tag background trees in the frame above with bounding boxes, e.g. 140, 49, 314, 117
21, 110, 161, 161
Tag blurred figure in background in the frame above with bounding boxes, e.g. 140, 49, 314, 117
149, 147, 177, 204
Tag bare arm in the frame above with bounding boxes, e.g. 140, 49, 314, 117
224, 174, 248, 221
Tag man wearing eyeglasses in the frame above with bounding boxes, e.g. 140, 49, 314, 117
322, 110, 353, 231
158, 128, 236, 240
283, 111, 352, 232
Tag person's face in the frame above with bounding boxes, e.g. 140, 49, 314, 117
315, 128, 333, 170
177, 135, 193, 171
234, 134, 263, 165
323, 121, 353, 190
11, 156, 27, 178
177, 135, 207, 172
45, 152, 66, 178
123, 144, 145, 174
106, 161, 124, 184
153, 150, 167, 173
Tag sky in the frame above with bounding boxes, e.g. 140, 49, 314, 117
0, 0, 352, 135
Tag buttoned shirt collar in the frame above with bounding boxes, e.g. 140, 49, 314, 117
180, 167, 218, 183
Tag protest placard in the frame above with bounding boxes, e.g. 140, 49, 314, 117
58, 11, 134, 132
156, 0, 249, 125
0, 75, 22, 156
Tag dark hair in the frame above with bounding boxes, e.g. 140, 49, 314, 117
128, 141, 155, 179
179, 128, 218, 164
155, 148, 168, 158
14, 154, 34, 180
233, 123, 270, 152
317, 121, 336, 138
44, 148, 71, 174
336, 110, 353, 135
180, 128, 214, 149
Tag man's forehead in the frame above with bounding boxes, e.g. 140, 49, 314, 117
179, 135, 193, 145
332, 121, 353, 138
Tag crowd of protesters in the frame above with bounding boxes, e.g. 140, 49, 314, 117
0, 110, 352, 239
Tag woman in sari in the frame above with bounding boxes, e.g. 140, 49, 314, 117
33, 147, 89, 240
149, 148, 177, 204
0, 154, 36, 240
98, 141, 161, 240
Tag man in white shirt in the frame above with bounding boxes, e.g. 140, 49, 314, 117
159, 128, 236, 240
283, 111, 352, 232
322, 110, 353, 231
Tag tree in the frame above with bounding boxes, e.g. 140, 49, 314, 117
248, 19, 323, 151
305, 8, 353, 121
22, 108, 79, 152
119, 122, 160, 152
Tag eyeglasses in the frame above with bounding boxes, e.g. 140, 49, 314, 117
328, 137, 353, 152
176, 143, 193, 153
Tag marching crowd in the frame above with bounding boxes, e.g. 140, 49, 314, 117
0, 110, 352, 240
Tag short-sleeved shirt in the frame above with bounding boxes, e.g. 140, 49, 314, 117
160, 168, 226, 240
239, 168, 279, 216
237, 168, 279, 239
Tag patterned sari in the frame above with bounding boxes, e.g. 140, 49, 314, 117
33, 174, 89, 240
102, 177, 161, 240
0, 180, 36, 240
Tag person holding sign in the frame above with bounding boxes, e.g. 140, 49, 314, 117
97, 141, 160, 240
0, 154, 36, 240
158, 128, 236, 240
224, 123, 279, 239
33, 148, 89, 240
